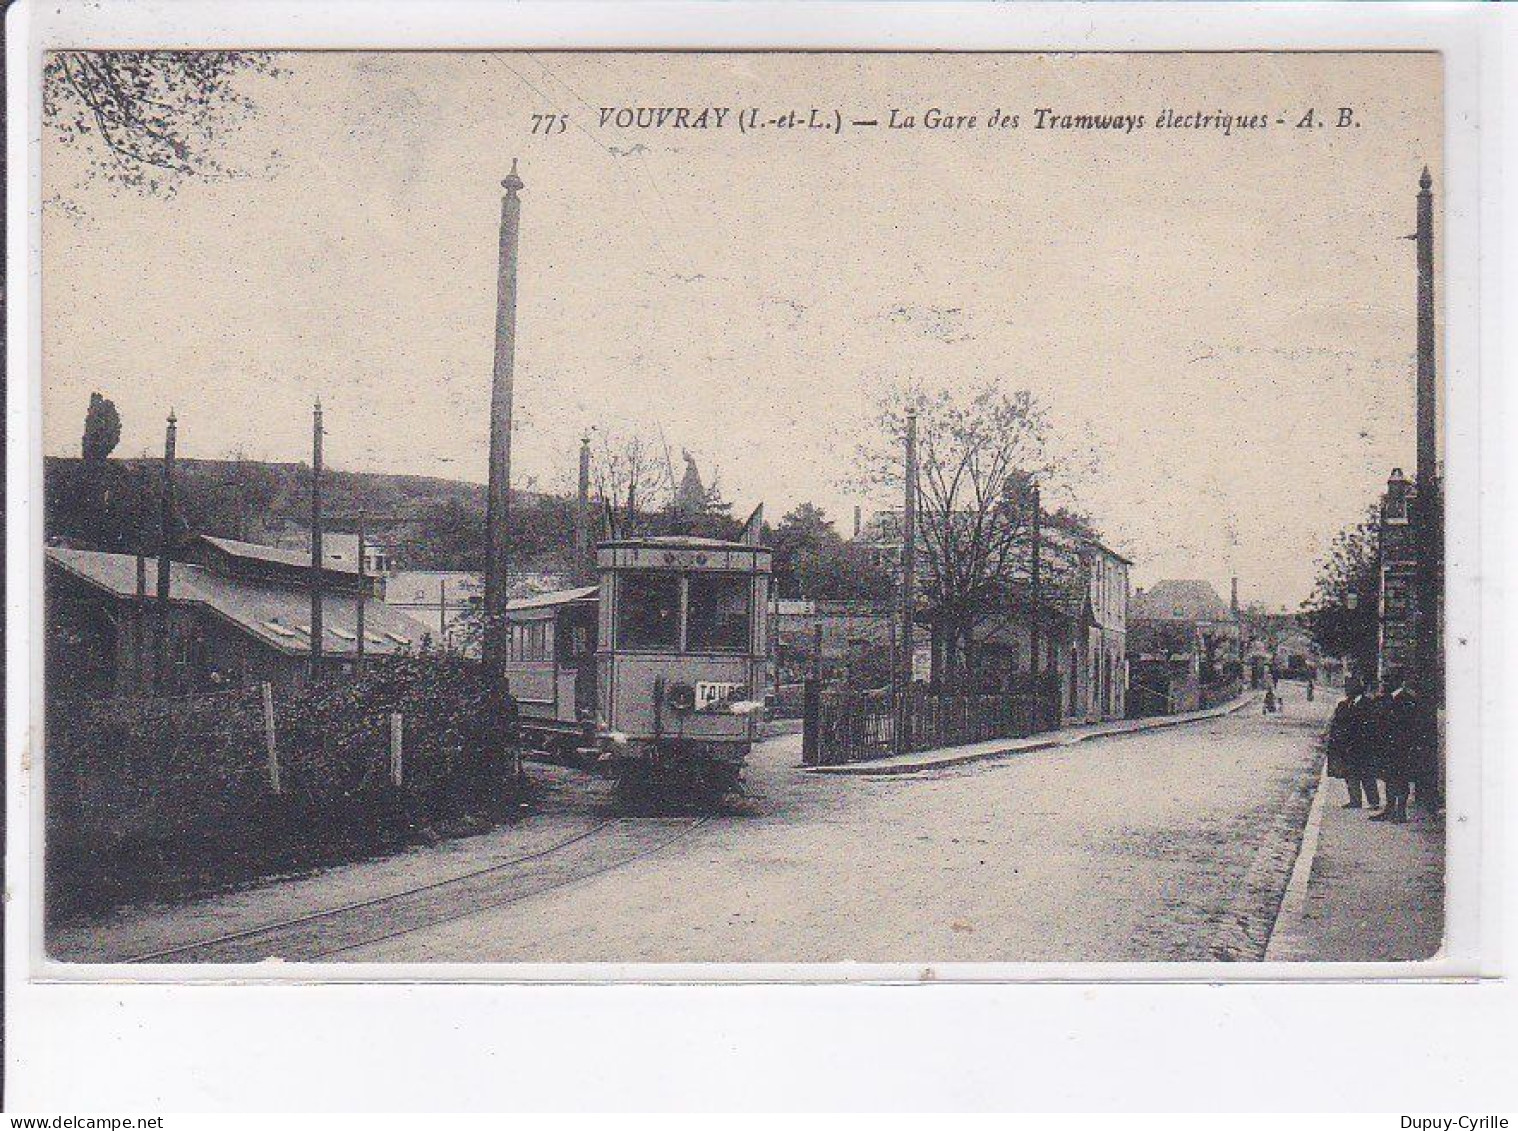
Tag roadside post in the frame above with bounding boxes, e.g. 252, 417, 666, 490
390, 711, 404, 786
261, 681, 282, 795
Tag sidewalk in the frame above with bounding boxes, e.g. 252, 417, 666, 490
804, 692, 1257, 776
1265, 764, 1445, 962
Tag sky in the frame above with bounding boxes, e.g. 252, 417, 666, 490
42, 51, 1442, 610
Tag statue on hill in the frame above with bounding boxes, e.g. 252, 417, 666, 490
676, 450, 706, 516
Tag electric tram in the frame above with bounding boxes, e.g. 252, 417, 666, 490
502, 522, 772, 795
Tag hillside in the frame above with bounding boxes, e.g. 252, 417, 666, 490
44, 456, 568, 572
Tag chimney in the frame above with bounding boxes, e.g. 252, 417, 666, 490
853, 505, 862, 539
485, 160, 525, 666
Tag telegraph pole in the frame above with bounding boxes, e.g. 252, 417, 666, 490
1414, 166, 1442, 707
485, 161, 525, 668
1030, 481, 1042, 713
155, 411, 177, 692
309, 400, 325, 677
576, 433, 592, 583
354, 507, 367, 674
897, 407, 918, 755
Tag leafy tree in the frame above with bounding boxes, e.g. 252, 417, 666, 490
770, 502, 893, 601
1301, 507, 1381, 680
402, 496, 485, 571
44, 51, 281, 194
81, 392, 121, 462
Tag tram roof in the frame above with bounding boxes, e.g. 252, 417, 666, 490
504, 584, 598, 612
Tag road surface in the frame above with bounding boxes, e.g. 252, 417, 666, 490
54, 689, 1330, 965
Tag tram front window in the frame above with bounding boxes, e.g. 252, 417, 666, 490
687, 574, 751, 653
617, 571, 681, 651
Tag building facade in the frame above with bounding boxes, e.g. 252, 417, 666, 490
1126, 579, 1240, 715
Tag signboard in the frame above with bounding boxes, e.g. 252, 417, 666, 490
695, 680, 746, 712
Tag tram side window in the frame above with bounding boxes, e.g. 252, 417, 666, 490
508, 621, 551, 661
617, 571, 681, 651
687, 574, 751, 653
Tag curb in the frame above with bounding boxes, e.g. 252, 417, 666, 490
1262, 760, 1332, 962
803, 692, 1259, 776
1210, 750, 1326, 961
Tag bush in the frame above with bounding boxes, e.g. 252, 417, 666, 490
45, 655, 526, 922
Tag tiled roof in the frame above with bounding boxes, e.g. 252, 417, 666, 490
48, 547, 430, 656
1130, 579, 1231, 623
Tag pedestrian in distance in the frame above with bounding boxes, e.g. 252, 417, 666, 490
1262, 685, 1276, 714
1325, 676, 1380, 810
1306, 674, 1316, 703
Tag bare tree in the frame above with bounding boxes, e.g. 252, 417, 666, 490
859, 385, 1088, 682
592, 431, 676, 537
44, 51, 281, 194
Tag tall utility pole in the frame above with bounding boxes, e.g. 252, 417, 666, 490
485, 160, 525, 668
1029, 482, 1042, 703
1414, 166, 1442, 706
576, 433, 592, 583
897, 407, 918, 755
155, 411, 177, 692
354, 508, 367, 674
309, 400, 325, 677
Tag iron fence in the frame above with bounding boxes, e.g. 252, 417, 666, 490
803, 683, 1060, 767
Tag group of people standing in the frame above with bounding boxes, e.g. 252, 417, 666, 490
1324, 672, 1440, 823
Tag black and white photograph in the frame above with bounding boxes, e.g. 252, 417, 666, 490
9, 0, 1518, 1116
30, 47, 1455, 967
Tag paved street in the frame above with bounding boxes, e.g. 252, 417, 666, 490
344, 692, 1325, 963
55, 690, 1337, 965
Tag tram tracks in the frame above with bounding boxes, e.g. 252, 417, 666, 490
124, 816, 711, 964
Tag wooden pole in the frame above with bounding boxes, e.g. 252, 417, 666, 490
439, 578, 448, 651
485, 161, 525, 668
155, 412, 177, 693
309, 400, 325, 678
390, 711, 404, 785
1030, 482, 1043, 726
897, 407, 917, 755
355, 508, 367, 674
1414, 167, 1441, 707
262, 681, 281, 794
135, 552, 148, 692
576, 433, 592, 583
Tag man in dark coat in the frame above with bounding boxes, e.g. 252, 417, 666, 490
1377, 674, 1434, 823
1370, 672, 1418, 823
1326, 676, 1380, 809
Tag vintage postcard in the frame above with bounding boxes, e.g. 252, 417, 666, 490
35, 48, 1449, 969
